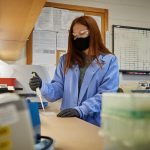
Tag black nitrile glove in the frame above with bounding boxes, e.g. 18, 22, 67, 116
29, 72, 42, 91
57, 108, 80, 118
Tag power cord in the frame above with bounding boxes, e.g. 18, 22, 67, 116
36, 134, 54, 150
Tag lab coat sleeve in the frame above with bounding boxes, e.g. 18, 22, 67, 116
41, 56, 65, 101
75, 55, 119, 118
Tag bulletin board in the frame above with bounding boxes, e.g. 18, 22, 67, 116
112, 25, 150, 74
26, 2, 108, 65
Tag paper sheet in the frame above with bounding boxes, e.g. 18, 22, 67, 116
32, 30, 56, 65
33, 30, 56, 49
34, 7, 53, 30
52, 8, 62, 31
56, 31, 69, 51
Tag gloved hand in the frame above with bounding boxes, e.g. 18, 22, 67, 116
57, 108, 80, 118
29, 72, 42, 91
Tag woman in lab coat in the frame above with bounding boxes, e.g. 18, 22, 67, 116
29, 16, 119, 126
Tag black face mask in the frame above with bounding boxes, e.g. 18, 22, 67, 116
73, 36, 90, 52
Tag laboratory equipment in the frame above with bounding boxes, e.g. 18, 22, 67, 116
32, 72, 45, 111
0, 93, 35, 150
0, 93, 54, 150
101, 93, 150, 150
27, 100, 41, 144
27, 100, 54, 150
0, 78, 16, 86
0, 78, 16, 93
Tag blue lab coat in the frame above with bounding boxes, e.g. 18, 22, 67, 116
41, 54, 119, 126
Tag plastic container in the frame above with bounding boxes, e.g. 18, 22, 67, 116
101, 93, 150, 150
0, 78, 16, 86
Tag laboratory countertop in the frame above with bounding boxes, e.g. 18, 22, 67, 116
40, 112, 104, 150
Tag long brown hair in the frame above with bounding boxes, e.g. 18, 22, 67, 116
64, 15, 111, 73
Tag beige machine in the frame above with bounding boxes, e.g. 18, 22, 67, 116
0, 0, 46, 149
0, 0, 46, 61
0, 93, 35, 150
